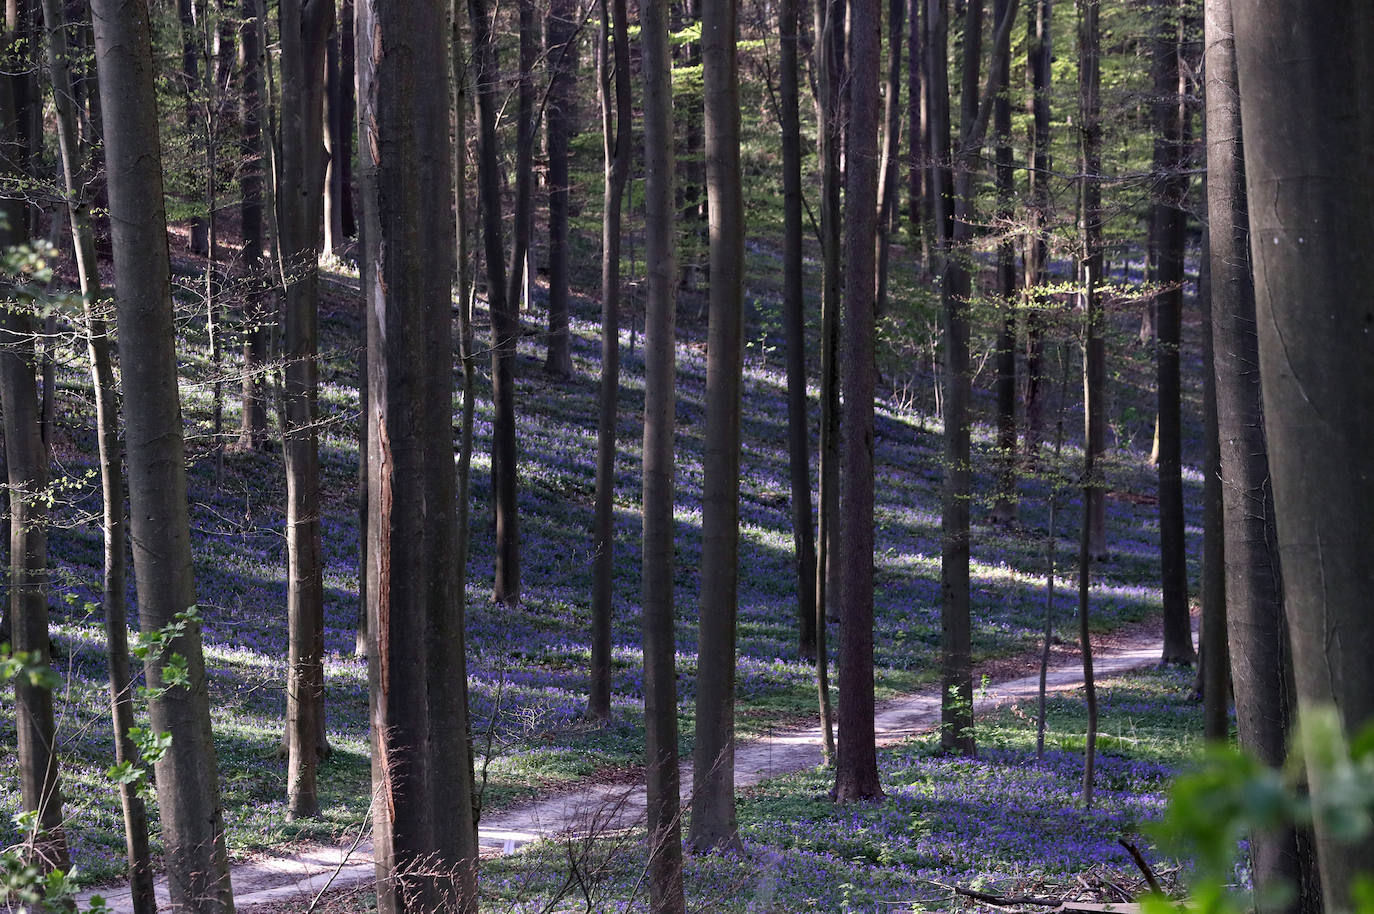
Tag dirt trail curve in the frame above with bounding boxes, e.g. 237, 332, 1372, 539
80, 633, 1167, 912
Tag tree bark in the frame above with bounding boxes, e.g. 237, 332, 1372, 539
1021, 0, 1051, 461
180, 0, 211, 255
357, 0, 479, 907
544, 0, 576, 377
873, 0, 903, 315
41, 2, 155, 905
1197, 227, 1229, 742
238, 0, 269, 451
989, 0, 1017, 525
91, 1, 235, 907
587, 0, 631, 722
1208, 2, 1321, 909
279, 0, 334, 820
323, 3, 356, 254
779, 0, 816, 662
1151, 0, 1194, 663
470, 0, 522, 606
640, 0, 685, 902
832, 0, 883, 804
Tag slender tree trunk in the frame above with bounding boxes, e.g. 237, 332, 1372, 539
874, 0, 903, 314
1208, 2, 1322, 909
1022, 0, 1051, 461
640, 0, 685, 903
690, 0, 745, 849
279, 0, 334, 820
357, 0, 479, 908
544, 0, 576, 377
1197, 227, 1229, 740
41, 4, 155, 905
780, 0, 816, 662
811, 0, 844, 765
989, 0, 1017, 525
1076, 0, 1102, 813
831, 0, 883, 804
238, 0, 269, 451
907, 0, 926, 262
1152, 0, 1193, 663
587, 0, 632, 722
470, 0, 522, 606
92, 1, 235, 906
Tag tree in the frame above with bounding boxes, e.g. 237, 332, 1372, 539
779, 0, 817, 661
640, 0, 686, 900
1227, 0, 1364, 908
691, 0, 745, 850
91, 0, 235, 907
832, 0, 882, 803
324, 1, 356, 254
1151, 0, 1194, 665
874, 0, 903, 314
587, 0, 632, 722
989, 0, 1017, 525
1075, 0, 1102, 811
1022, 0, 1051, 459
470, 0, 522, 606
237, 0, 270, 452
356, 0, 479, 908
41, 0, 155, 903
544, 0, 576, 377
278, 0, 334, 822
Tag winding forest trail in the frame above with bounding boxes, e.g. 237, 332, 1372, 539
81, 630, 1172, 912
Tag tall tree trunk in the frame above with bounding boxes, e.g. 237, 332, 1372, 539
357, 0, 479, 908
180, 0, 211, 255
1197, 227, 1229, 741
1022, 0, 1051, 460
831, 0, 883, 805
587, 0, 632, 722
779, 0, 816, 662
1075, 0, 1102, 812
470, 0, 522, 606
544, 0, 576, 377
811, 0, 844, 765
41, 3, 155, 905
238, 0, 269, 451
907, 0, 926, 264
1208, 1, 1321, 909
91, 1, 235, 907
690, 0, 745, 850
1151, 0, 1194, 663
989, 0, 1017, 525
640, 0, 685, 903
279, 0, 334, 820
873, 0, 903, 314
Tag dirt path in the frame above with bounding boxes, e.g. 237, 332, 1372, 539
79, 631, 1169, 912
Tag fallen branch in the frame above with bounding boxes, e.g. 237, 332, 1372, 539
1117, 838, 1163, 896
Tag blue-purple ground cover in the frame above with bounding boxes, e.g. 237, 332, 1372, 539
0, 249, 1203, 887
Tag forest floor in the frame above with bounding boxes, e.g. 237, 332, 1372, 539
78, 621, 1185, 913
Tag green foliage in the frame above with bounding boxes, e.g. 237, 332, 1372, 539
1151, 705, 1374, 914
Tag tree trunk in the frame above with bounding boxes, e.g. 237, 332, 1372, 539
779, 0, 816, 662
873, 0, 903, 315
470, 0, 522, 606
831, 0, 883, 804
279, 0, 334, 820
544, 0, 576, 377
1208, 2, 1322, 909
356, 0, 479, 908
1075, 0, 1102, 813
1197, 227, 1229, 742
587, 0, 632, 722
41, 3, 155, 905
1022, 0, 1051, 461
690, 0, 745, 849
907, 0, 926, 263
91, 1, 235, 907
238, 0, 269, 451
811, 0, 844, 765
640, 0, 685, 902
989, 0, 1017, 525
1151, 0, 1194, 663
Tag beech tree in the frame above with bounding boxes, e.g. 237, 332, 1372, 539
279, 0, 334, 821
356, 0, 479, 909
832, 0, 882, 803
691, 0, 745, 850
1232, 1, 1374, 907
92, 0, 235, 906
545, 0, 577, 377
640, 0, 686, 900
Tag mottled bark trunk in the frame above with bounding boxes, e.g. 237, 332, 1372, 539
91, 1, 235, 906
356, 0, 479, 908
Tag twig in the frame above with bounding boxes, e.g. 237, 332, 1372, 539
1117, 839, 1163, 896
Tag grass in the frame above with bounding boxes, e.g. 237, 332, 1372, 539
467, 666, 1204, 913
